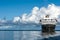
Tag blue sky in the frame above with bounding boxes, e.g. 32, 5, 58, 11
0, 0, 60, 20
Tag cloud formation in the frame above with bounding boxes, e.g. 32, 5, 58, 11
13, 4, 60, 24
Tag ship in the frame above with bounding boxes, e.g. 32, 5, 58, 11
40, 15, 57, 35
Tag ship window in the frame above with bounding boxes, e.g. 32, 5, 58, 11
45, 19, 47, 20
50, 19, 52, 21
40, 20, 41, 22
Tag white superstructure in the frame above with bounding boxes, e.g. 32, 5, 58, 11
40, 15, 57, 25
40, 19, 57, 25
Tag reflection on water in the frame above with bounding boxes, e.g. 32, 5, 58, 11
13, 31, 41, 40
0, 24, 60, 40
0, 31, 60, 40
13, 31, 60, 40
20, 31, 42, 40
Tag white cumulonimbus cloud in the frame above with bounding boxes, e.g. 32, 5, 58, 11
13, 4, 60, 24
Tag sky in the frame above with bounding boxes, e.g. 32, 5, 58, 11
0, 0, 60, 20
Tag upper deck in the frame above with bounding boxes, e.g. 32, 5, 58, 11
40, 15, 57, 25
40, 19, 57, 25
